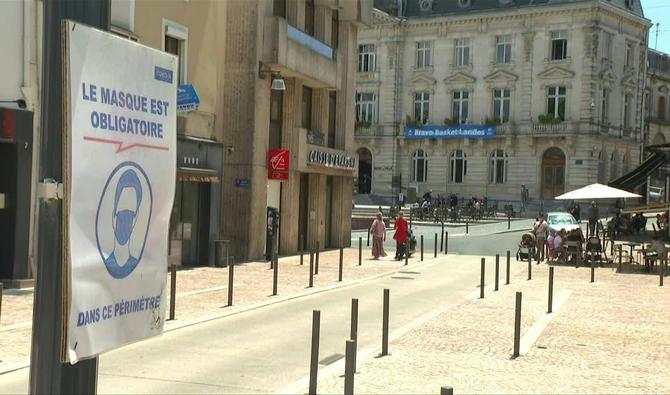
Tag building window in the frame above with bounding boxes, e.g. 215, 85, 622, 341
610, 152, 618, 179
601, 89, 609, 124
355, 92, 378, 123
273, 0, 286, 17
623, 94, 632, 128
331, 10, 339, 49
547, 86, 566, 121
455, 38, 471, 66
163, 21, 188, 84
305, 0, 315, 36
452, 90, 469, 124
659, 96, 667, 120
328, 91, 336, 148
450, 150, 467, 184
625, 42, 634, 68
493, 89, 511, 123
550, 31, 568, 60
495, 35, 512, 64
416, 41, 432, 68
302, 86, 313, 129
489, 149, 508, 184
414, 92, 430, 125
411, 149, 428, 183
358, 44, 376, 72
601, 31, 612, 60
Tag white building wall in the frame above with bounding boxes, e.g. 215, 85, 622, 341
0, 0, 24, 107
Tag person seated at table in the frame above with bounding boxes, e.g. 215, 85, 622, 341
547, 229, 556, 261
565, 228, 583, 264
554, 229, 566, 262
648, 236, 667, 272
632, 212, 647, 234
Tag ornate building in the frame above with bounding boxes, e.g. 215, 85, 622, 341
354, 0, 651, 204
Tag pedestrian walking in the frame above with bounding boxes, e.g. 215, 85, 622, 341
588, 201, 599, 236
370, 212, 387, 260
534, 215, 548, 261
393, 211, 408, 260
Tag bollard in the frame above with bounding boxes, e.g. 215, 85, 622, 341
382, 288, 390, 356
440, 387, 454, 395
315, 242, 320, 275
421, 235, 424, 262
506, 250, 511, 285
309, 252, 314, 288
480, 258, 485, 299
367, 229, 370, 247
445, 231, 449, 255
410, 210, 413, 229
405, 242, 409, 266
338, 247, 343, 282
660, 260, 665, 287
466, 220, 469, 234
495, 254, 500, 291
548, 267, 554, 314
0, 282, 3, 326
434, 233, 437, 258
351, 298, 359, 373
618, 244, 623, 273
227, 257, 234, 307
590, 261, 595, 283
308, 310, 320, 395
508, 214, 511, 230
344, 339, 356, 395
536, 245, 540, 265
169, 264, 176, 321
300, 235, 305, 266
272, 250, 279, 296
513, 291, 522, 358
358, 237, 362, 266
527, 252, 532, 280
440, 223, 445, 251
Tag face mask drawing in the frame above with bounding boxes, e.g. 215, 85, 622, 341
114, 209, 136, 245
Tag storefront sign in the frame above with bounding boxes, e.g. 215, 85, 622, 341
307, 149, 356, 171
64, 22, 176, 363
405, 125, 496, 139
268, 149, 290, 180
177, 84, 200, 112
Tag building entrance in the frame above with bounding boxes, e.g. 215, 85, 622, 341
357, 148, 372, 194
171, 181, 211, 266
541, 147, 566, 199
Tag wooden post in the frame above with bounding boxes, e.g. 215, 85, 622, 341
382, 289, 390, 356
494, 254, 500, 291
480, 258, 485, 299
169, 264, 176, 321
338, 247, 343, 282
308, 310, 320, 395
421, 235, 424, 261
227, 257, 234, 307
513, 292, 522, 358
506, 250, 511, 285
548, 267, 554, 314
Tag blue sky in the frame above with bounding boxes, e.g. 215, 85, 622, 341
641, 0, 670, 54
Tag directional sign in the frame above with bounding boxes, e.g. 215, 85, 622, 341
64, 21, 176, 363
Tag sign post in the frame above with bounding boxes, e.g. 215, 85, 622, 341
30, 1, 111, 393
62, 21, 176, 363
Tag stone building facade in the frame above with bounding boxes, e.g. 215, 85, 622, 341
354, 0, 651, 205
646, 49, 670, 146
222, 0, 372, 261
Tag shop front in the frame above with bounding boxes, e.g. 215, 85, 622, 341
169, 135, 223, 266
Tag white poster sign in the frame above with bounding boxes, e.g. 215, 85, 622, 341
64, 21, 176, 363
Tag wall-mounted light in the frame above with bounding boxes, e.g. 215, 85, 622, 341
259, 63, 286, 91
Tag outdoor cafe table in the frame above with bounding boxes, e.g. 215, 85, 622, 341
623, 241, 641, 264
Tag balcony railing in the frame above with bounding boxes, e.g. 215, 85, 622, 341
532, 122, 568, 133
287, 25, 333, 59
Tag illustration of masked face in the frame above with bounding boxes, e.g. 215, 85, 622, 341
113, 187, 139, 246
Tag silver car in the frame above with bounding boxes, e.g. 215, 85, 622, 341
546, 212, 580, 234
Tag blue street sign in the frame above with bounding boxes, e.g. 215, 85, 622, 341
234, 178, 250, 188
177, 84, 200, 112
404, 124, 496, 139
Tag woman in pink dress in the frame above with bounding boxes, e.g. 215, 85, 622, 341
370, 212, 387, 259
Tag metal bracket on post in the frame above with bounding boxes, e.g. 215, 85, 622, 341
38, 179, 64, 201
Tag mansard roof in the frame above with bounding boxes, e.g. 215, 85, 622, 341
373, 0, 645, 20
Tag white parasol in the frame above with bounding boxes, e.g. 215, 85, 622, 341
554, 183, 641, 200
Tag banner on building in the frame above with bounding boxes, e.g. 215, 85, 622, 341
405, 125, 496, 139
268, 148, 290, 180
63, 21, 177, 363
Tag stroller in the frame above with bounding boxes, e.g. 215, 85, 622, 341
516, 231, 536, 261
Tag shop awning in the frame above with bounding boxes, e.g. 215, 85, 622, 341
177, 167, 220, 183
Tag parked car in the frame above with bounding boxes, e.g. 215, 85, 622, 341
546, 212, 580, 233
648, 186, 664, 200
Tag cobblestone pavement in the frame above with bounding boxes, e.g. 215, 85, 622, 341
316, 255, 670, 394
0, 247, 419, 367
